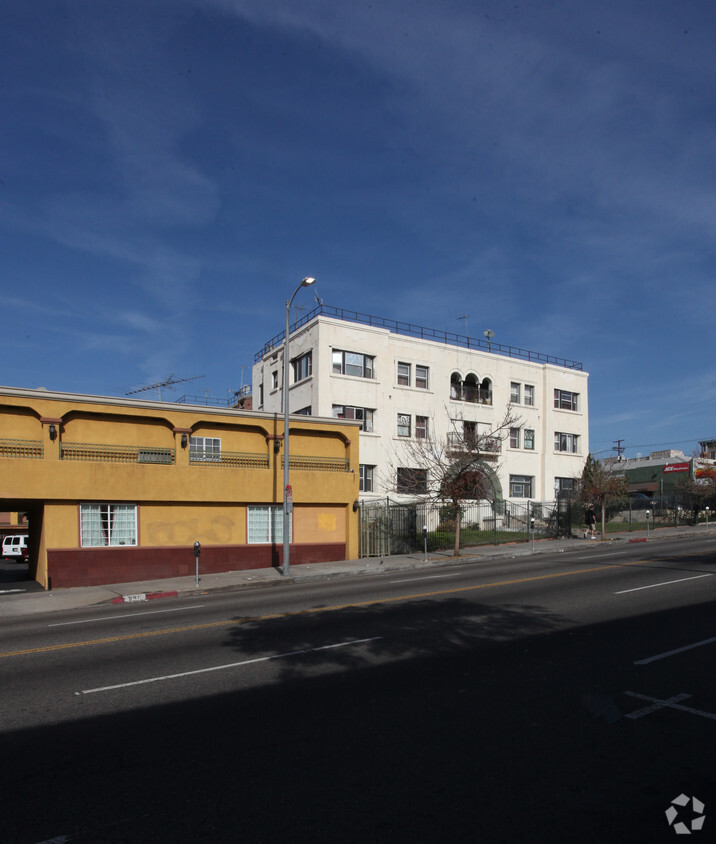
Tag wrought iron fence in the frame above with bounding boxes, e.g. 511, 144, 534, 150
189, 450, 269, 469
0, 438, 43, 459
358, 498, 573, 557
281, 455, 350, 472
61, 442, 175, 464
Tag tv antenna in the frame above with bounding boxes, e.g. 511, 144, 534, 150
483, 329, 495, 352
457, 314, 470, 336
126, 373, 205, 402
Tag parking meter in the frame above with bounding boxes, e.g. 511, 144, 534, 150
645, 511, 650, 538
530, 516, 535, 552
194, 540, 201, 586
422, 525, 428, 562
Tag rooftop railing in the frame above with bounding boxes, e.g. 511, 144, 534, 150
255, 304, 583, 370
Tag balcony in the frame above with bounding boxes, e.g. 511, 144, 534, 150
447, 432, 501, 456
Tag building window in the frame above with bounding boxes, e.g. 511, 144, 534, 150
415, 365, 429, 390
333, 349, 374, 379
415, 415, 429, 439
510, 382, 521, 404
554, 389, 579, 411
333, 405, 374, 432
292, 351, 312, 383
271, 371, 279, 390
510, 475, 533, 498
295, 406, 312, 416
247, 505, 291, 544
397, 413, 411, 437
397, 467, 428, 494
359, 464, 374, 492
189, 436, 221, 462
524, 385, 534, 406
258, 383, 264, 408
397, 362, 411, 386
510, 428, 520, 448
80, 504, 137, 547
524, 429, 535, 450
554, 432, 579, 453
555, 477, 575, 495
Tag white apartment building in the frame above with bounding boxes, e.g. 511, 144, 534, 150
253, 307, 589, 503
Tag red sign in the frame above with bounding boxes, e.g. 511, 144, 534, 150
663, 463, 689, 473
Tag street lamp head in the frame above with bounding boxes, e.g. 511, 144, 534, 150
302, 276, 316, 286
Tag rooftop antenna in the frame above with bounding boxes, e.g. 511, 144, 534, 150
457, 314, 470, 336
126, 373, 205, 402
315, 291, 324, 307
483, 329, 495, 352
294, 303, 308, 322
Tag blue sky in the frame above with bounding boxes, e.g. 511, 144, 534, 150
2, 0, 715, 460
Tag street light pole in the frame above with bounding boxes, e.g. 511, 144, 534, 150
283, 276, 316, 576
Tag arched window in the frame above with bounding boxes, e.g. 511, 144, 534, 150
464, 373, 479, 403
450, 372, 462, 401
479, 377, 493, 405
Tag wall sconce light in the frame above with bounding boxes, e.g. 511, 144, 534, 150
181, 433, 188, 449
353, 499, 360, 512
48, 423, 57, 441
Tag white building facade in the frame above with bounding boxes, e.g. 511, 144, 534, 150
253, 308, 589, 504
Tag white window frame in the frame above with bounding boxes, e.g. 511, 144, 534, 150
415, 415, 429, 439
292, 351, 312, 383
524, 429, 535, 450
397, 413, 411, 437
415, 365, 429, 390
554, 432, 579, 453
189, 436, 221, 462
359, 464, 375, 493
554, 389, 579, 411
80, 504, 137, 547
332, 349, 374, 379
524, 385, 535, 406
333, 405, 374, 433
510, 427, 520, 448
247, 505, 292, 544
510, 382, 521, 404
397, 362, 411, 386
510, 475, 533, 498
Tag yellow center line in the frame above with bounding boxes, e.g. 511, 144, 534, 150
0, 558, 651, 659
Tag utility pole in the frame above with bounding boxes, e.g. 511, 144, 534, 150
612, 439, 625, 461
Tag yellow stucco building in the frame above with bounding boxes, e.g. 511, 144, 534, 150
0, 386, 360, 589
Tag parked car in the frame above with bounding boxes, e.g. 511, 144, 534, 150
627, 493, 652, 509
2, 535, 28, 560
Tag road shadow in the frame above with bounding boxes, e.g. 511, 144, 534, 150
220, 596, 568, 683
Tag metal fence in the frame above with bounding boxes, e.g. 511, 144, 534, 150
358, 498, 575, 557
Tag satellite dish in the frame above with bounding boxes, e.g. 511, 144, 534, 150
483, 329, 495, 351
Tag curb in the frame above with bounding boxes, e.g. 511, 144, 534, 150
628, 538, 648, 544
112, 590, 178, 604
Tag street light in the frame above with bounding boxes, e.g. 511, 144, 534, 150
283, 276, 316, 576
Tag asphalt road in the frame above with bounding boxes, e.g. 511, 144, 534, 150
1, 535, 715, 843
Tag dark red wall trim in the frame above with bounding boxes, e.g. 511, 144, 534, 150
46, 543, 347, 589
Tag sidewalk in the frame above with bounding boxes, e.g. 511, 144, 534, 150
1, 524, 710, 617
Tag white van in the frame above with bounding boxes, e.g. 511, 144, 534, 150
2, 535, 28, 560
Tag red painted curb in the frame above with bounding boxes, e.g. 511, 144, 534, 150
112, 597, 125, 603
628, 538, 648, 543
146, 591, 178, 600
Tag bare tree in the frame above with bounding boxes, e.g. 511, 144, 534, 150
579, 454, 627, 540
385, 405, 520, 555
